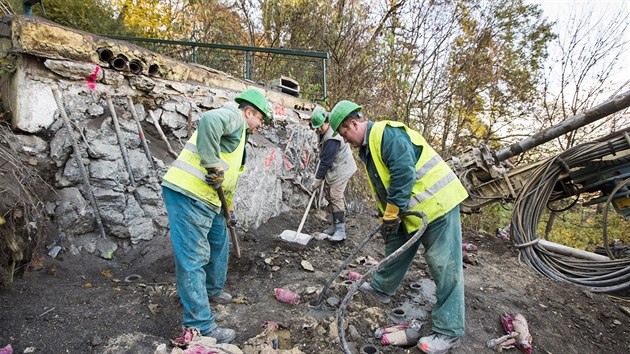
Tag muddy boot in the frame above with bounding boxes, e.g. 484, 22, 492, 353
329, 211, 346, 242
322, 216, 336, 236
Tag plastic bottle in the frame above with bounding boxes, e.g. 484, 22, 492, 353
274, 288, 300, 305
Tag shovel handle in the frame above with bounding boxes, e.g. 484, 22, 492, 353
296, 191, 317, 235
216, 186, 241, 259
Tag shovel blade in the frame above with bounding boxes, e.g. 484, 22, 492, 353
279, 230, 312, 245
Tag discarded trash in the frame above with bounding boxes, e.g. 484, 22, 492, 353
496, 226, 511, 240
462, 242, 478, 252
327, 296, 340, 307
154, 343, 167, 354
0, 344, 12, 354
345, 271, 363, 281
48, 246, 62, 258
374, 319, 423, 346
501, 313, 533, 354
274, 288, 300, 305
47, 233, 66, 258
486, 332, 518, 352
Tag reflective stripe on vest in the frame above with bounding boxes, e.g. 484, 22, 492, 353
162, 126, 247, 207
368, 121, 468, 231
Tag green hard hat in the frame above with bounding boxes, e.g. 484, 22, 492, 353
235, 88, 271, 121
330, 100, 362, 134
310, 107, 328, 128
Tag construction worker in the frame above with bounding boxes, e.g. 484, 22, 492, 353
23, 0, 41, 15
329, 100, 468, 354
161, 88, 270, 344
310, 107, 357, 241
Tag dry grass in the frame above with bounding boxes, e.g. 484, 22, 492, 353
0, 123, 52, 287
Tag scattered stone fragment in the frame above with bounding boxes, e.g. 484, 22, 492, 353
301, 260, 314, 272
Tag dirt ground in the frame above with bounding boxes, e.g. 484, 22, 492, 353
1, 207, 629, 354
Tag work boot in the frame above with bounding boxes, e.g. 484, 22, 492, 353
329, 211, 346, 242
204, 327, 236, 344
323, 212, 336, 236
417, 332, 461, 354
359, 282, 391, 304
210, 291, 232, 304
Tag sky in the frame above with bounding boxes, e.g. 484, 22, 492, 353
528, 0, 630, 87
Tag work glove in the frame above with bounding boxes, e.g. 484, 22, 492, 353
205, 166, 225, 189
381, 203, 401, 236
311, 178, 323, 192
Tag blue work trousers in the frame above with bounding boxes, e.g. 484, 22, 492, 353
162, 186, 229, 335
371, 205, 465, 337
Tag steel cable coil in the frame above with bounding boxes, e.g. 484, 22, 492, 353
511, 128, 630, 293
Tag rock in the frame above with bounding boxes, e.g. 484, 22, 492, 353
44, 60, 103, 81
87, 104, 104, 117
54, 187, 95, 235
160, 110, 186, 130
129, 75, 155, 92
301, 260, 314, 272
14, 134, 48, 155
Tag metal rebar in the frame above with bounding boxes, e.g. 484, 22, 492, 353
106, 96, 136, 188
51, 88, 107, 239
126, 96, 155, 169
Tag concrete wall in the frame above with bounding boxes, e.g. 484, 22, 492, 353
0, 15, 321, 258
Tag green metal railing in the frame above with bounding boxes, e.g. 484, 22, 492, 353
105, 35, 329, 102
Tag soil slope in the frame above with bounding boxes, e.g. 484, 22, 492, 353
1, 209, 628, 354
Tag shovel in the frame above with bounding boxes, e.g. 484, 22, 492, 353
278, 190, 317, 245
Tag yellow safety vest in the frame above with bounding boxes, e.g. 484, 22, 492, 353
368, 121, 468, 232
162, 127, 247, 208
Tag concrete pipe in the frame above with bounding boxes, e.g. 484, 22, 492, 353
110, 54, 129, 71
129, 59, 143, 75
148, 63, 160, 76
97, 48, 114, 63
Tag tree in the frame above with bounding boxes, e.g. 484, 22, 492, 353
536, 4, 630, 151
12, 0, 130, 36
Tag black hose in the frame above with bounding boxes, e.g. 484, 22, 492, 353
337, 211, 428, 354
311, 224, 385, 307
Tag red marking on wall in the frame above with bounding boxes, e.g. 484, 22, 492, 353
274, 105, 285, 116
86, 66, 100, 90
282, 156, 292, 170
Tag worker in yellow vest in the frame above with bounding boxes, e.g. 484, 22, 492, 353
310, 107, 357, 241
161, 88, 270, 344
330, 100, 468, 354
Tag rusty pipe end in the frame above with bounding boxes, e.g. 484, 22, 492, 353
109, 54, 129, 71
129, 59, 143, 75
97, 48, 114, 63
148, 63, 160, 76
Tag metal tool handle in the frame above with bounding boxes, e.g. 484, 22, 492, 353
216, 186, 241, 259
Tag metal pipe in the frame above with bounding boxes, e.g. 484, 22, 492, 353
96, 48, 114, 63
148, 63, 160, 76
109, 54, 128, 71
538, 240, 610, 261
51, 87, 107, 239
495, 90, 630, 162
128, 59, 143, 75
